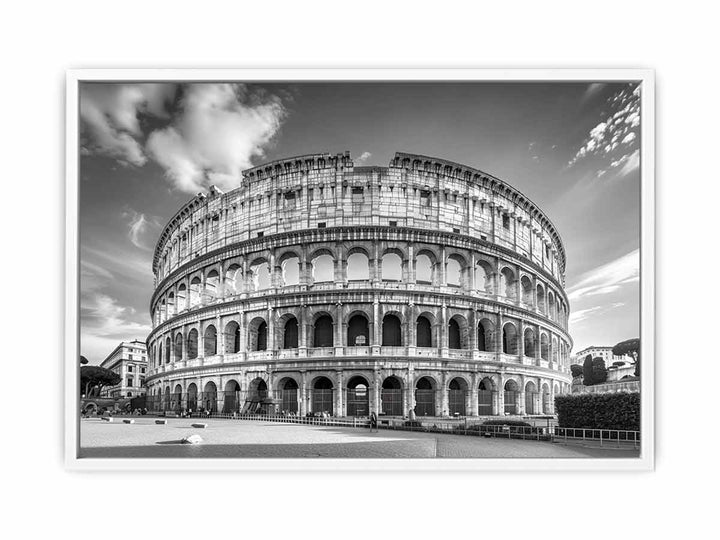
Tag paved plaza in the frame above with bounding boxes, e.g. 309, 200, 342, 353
79, 418, 640, 459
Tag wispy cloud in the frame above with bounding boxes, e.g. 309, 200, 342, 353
146, 84, 287, 193
567, 249, 639, 301
355, 151, 372, 165
569, 302, 625, 324
568, 84, 640, 174
121, 209, 160, 250
80, 83, 176, 166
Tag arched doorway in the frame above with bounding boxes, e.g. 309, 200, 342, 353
448, 319, 461, 349
542, 383, 551, 414
415, 377, 436, 416
311, 376, 334, 415
172, 384, 183, 413
283, 317, 299, 349
203, 381, 217, 413
525, 381, 538, 414
223, 380, 241, 413
278, 378, 299, 414
448, 378, 467, 416
381, 376, 403, 416
187, 383, 198, 413
478, 378, 493, 415
504, 380, 519, 415
346, 376, 369, 417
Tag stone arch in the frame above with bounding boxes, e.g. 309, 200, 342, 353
541, 382, 551, 414
310, 252, 334, 283
477, 317, 495, 352
448, 376, 469, 416
415, 250, 435, 284
503, 378, 520, 414
523, 327, 537, 357
502, 322, 518, 354
167, 292, 175, 317
311, 375, 334, 415
536, 283, 546, 312
446, 255, 464, 287
499, 266, 516, 299
381, 251, 402, 281
224, 321, 241, 354
224, 263, 242, 295
548, 293, 556, 320
248, 377, 268, 401
347, 312, 370, 346
381, 375, 403, 416
313, 313, 334, 347
414, 376, 437, 416
249, 259, 271, 291
202, 381, 218, 412
279, 252, 300, 286
205, 269, 220, 301
381, 313, 402, 346
540, 333, 549, 360
552, 336, 559, 364
525, 380, 538, 414
223, 379, 241, 413
164, 336, 171, 363
346, 375, 370, 416
521, 275, 533, 304
475, 260, 494, 293
174, 332, 183, 359
177, 283, 187, 311
276, 376, 300, 414
346, 251, 370, 281
186, 383, 198, 412
187, 328, 199, 359
203, 324, 217, 356
248, 316, 268, 351
448, 314, 469, 349
189, 276, 202, 307
416, 313, 434, 347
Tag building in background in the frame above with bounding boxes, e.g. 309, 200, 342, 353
99, 340, 148, 398
571, 345, 633, 367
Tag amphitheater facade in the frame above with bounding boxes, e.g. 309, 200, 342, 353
145, 151, 573, 418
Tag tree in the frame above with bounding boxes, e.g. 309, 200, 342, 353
79, 355, 89, 365
613, 338, 640, 377
80, 366, 121, 397
570, 364, 583, 378
582, 354, 594, 386
592, 357, 607, 385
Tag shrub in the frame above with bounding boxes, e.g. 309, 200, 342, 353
555, 392, 639, 431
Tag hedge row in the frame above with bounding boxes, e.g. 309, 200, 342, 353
555, 392, 640, 431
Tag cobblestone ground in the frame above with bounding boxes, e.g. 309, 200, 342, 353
79, 418, 640, 459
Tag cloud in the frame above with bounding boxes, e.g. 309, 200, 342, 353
567, 249, 639, 301
81, 292, 152, 362
569, 302, 625, 325
610, 149, 640, 176
355, 151, 372, 165
80, 83, 176, 166
568, 84, 640, 168
146, 84, 287, 193
121, 209, 160, 250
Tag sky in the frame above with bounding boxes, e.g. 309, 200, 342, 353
78, 81, 641, 364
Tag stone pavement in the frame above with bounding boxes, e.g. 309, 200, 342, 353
79, 418, 640, 459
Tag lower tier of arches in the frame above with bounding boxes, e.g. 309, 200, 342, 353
144, 362, 571, 418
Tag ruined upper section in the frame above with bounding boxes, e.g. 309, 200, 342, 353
152, 151, 567, 284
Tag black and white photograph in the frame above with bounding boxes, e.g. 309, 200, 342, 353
67, 70, 653, 468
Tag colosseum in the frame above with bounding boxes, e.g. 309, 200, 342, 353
145, 151, 573, 419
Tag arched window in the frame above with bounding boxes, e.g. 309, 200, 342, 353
177, 283, 187, 311
382, 314, 402, 346
415, 254, 432, 284
536, 284, 546, 312
204, 325, 217, 356
478, 319, 493, 352
251, 261, 271, 290
158, 342, 163, 364
499, 268, 516, 299
224, 322, 240, 354
205, 270, 219, 300
167, 292, 175, 317
248, 318, 267, 352
174, 333, 183, 359
381, 253, 402, 281
283, 317, 299, 349
524, 328, 536, 357
255, 321, 267, 351
165, 337, 171, 363
446, 258, 462, 286
187, 329, 198, 359
347, 252, 370, 281
311, 254, 334, 283
521, 276, 533, 304
502, 323, 518, 354
448, 319, 461, 349
347, 314, 369, 346
475, 262, 492, 293
541, 334, 549, 360
225, 264, 242, 295
281, 256, 300, 286
313, 315, 334, 347
416, 316, 433, 347
190, 277, 201, 307
548, 294, 556, 320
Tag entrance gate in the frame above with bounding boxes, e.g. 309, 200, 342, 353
504, 391, 518, 414
415, 389, 435, 416
448, 389, 466, 416
312, 389, 333, 415
478, 390, 493, 415
279, 389, 298, 414
381, 389, 403, 416
525, 391, 539, 414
